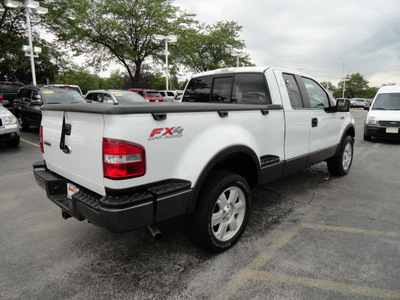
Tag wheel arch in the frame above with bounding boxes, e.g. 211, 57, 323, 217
335, 124, 355, 156
187, 145, 260, 214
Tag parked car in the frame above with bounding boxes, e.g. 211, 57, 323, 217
129, 89, 164, 102
0, 104, 19, 147
13, 86, 86, 131
159, 90, 183, 102
363, 98, 373, 110
158, 90, 176, 102
44, 84, 83, 95
85, 90, 146, 104
172, 90, 184, 102
350, 98, 365, 107
0, 81, 24, 111
364, 85, 400, 141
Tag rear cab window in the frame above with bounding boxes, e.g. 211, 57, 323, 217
0, 83, 23, 94
182, 73, 271, 104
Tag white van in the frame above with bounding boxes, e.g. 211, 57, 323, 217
364, 85, 400, 141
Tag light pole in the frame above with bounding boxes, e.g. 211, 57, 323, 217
5, 0, 48, 86
154, 34, 177, 90
342, 78, 350, 98
232, 52, 245, 67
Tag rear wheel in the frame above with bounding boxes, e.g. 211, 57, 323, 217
327, 135, 354, 176
189, 171, 251, 252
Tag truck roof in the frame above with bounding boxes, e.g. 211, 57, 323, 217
376, 85, 400, 93
191, 67, 271, 78
190, 66, 313, 79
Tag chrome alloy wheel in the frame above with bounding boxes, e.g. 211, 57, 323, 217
211, 186, 246, 242
342, 141, 353, 172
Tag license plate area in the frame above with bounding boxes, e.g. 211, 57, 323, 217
386, 127, 399, 134
67, 183, 79, 199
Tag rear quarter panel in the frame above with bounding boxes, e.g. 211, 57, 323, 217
103, 109, 285, 190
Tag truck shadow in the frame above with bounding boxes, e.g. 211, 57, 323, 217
54, 163, 333, 298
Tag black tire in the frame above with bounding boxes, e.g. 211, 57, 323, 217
6, 136, 20, 147
363, 134, 372, 141
188, 170, 251, 253
327, 135, 354, 176
17, 113, 29, 131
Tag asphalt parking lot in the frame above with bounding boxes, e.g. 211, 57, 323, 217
1, 110, 399, 299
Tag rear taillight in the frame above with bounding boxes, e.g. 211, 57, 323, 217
103, 138, 146, 179
40, 126, 44, 153
0, 96, 3, 103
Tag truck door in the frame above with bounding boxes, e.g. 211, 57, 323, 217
299, 76, 341, 164
276, 72, 311, 173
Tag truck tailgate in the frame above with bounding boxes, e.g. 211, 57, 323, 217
41, 110, 106, 195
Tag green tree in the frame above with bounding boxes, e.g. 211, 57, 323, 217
363, 87, 379, 99
54, 66, 101, 94
174, 21, 253, 72
320, 81, 336, 91
46, 0, 194, 87
0, 2, 61, 84
334, 73, 370, 98
100, 70, 124, 89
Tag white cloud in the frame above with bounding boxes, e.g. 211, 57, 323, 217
175, 0, 400, 87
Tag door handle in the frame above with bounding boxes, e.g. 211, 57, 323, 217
312, 118, 318, 127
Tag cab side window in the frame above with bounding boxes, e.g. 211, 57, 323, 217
212, 77, 232, 102
302, 77, 329, 109
232, 74, 271, 104
103, 94, 114, 103
86, 93, 94, 101
24, 88, 33, 102
283, 74, 303, 109
16, 88, 27, 99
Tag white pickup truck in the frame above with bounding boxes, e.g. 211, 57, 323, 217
34, 67, 355, 252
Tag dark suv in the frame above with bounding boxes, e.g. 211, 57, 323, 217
0, 81, 24, 111
13, 86, 86, 131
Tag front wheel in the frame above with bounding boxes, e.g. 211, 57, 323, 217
327, 135, 354, 176
188, 171, 251, 253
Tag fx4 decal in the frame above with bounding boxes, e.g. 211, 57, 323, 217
148, 126, 184, 141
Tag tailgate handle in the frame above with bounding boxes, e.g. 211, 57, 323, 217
60, 114, 72, 154
312, 118, 318, 127
152, 113, 166, 121
218, 111, 229, 118
64, 123, 71, 135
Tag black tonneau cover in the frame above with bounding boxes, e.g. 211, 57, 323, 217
41, 102, 283, 115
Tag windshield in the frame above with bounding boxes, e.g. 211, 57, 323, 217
372, 93, 400, 110
41, 90, 86, 104
0, 83, 23, 93
113, 92, 146, 104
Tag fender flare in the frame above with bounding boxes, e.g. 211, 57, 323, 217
186, 145, 260, 214
334, 124, 355, 157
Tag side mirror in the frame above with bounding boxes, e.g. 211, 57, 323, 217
31, 99, 43, 105
336, 99, 350, 112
